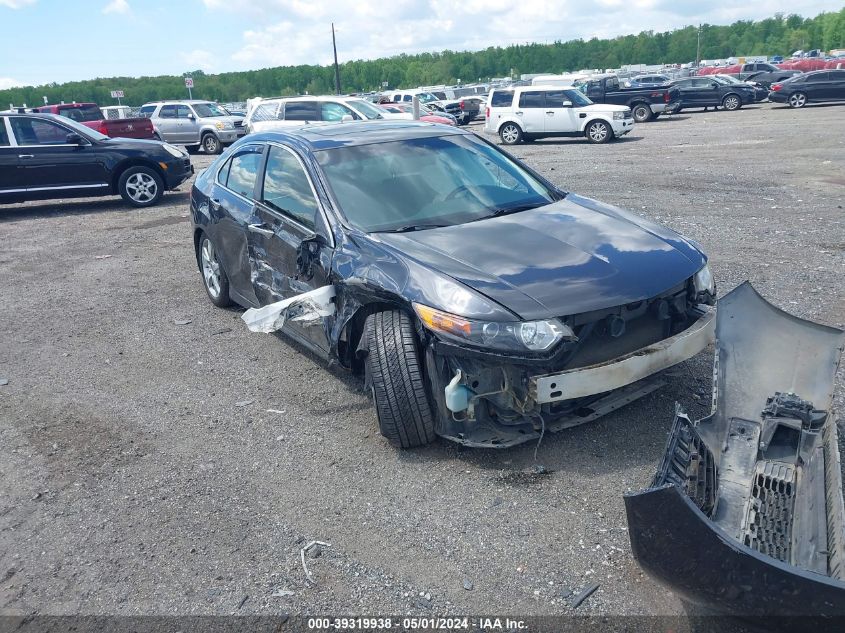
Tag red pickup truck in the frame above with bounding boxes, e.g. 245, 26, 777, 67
34, 103, 156, 139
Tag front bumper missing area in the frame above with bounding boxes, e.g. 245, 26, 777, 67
531, 306, 715, 403
624, 282, 845, 626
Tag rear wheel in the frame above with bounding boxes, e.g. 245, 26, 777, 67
586, 120, 613, 143
499, 122, 523, 145
788, 92, 807, 108
722, 94, 741, 111
631, 103, 653, 122
365, 311, 436, 449
198, 233, 232, 307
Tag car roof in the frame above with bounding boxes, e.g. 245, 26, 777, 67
246, 120, 467, 151
0, 111, 67, 121
142, 100, 217, 106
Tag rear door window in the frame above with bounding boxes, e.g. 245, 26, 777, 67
806, 73, 829, 83
518, 91, 544, 108
283, 101, 319, 121
217, 146, 264, 198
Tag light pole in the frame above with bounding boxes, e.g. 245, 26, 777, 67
332, 23, 341, 95
696, 24, 702, 67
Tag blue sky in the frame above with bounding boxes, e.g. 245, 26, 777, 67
1, 0, 842, 89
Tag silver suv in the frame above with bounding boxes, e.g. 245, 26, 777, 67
138, 100, 245, 154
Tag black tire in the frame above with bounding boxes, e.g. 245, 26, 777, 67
585, 119, 613, 144
722, 94, 742, 111
201, 133, 222, 154
118, 166, 164, 208
197, 232, 233, 307
365, 311, 436, 449
631, 103, 653, 122
788, 92, 807, 108
499, 122, 523, 145
186, 145, 200, 155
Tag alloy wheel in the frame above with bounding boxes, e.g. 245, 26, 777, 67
789, 93, 807, 108
501, 124, 520, 144
201, 238, 222, 298
588, 122, 609, 142
124, 172, 158, 204
724, 96, 740, 110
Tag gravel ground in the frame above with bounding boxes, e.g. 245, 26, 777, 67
1, 102, 843, 625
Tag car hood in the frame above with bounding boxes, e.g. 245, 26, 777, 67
374, 194, 706, 320
580, 103, 629, 113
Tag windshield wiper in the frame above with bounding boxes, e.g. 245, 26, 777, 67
376, 223, 450, 233
488, 202, 545, 217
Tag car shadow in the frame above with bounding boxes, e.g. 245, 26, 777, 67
529, 135, 644, 146
0, 191, 191, 223
652, 115, 691, 122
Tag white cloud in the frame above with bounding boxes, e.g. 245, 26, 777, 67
0, 77, 23, 89
102, 0, 130, 15
202, 0, 843, 73
180, 49, 216, 72
0, 0, 36, 7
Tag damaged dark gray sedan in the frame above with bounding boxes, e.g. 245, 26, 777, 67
189, 121, 716, 448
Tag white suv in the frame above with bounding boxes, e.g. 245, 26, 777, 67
484, 86, 634, 145
244, 96, 388, 133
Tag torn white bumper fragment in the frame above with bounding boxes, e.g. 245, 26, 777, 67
530, 307, 715, 403
241, 285, 336, 334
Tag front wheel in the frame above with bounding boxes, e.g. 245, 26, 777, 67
365, 311, 436, 449
202, 133, 222, 154
118, 166, 164, 208
788, 92, 807, 108
586, 120, 613, 144
722, 94, 741, 111
631, 103, 653, 122
499, 123, 523, 145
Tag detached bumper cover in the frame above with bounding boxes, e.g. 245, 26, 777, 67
624, 282, 845, 625
531, 307, 714, 403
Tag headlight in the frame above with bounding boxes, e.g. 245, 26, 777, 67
215, 121, 226, 130
413, 303, 574, 353
162, 143, 185, 158
613, 111, 626, 120
693, 264, 716, 296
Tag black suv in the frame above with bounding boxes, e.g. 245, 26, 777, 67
0, 112, 193, 207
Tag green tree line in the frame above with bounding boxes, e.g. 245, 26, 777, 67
3, 8, 843, 107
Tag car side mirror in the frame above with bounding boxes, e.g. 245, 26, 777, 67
341, 114, 353, 122
187, 114, 196, 120
711, 82, 719, 88
561, 100, 573, 107
66, 133, 85, 145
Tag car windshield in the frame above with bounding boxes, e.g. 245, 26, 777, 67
58, 116, 110, 140
315, 133, 558, 233
564, 89, 593, 106
193, 102, 229, 117
417, 93, 439, 104
345, 99, 384, 120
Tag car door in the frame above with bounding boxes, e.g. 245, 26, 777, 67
828, 70, 845, 101
515, 91, 546, 134
208, 143, 266, 301
804, 72, 831, 100
155, 105, 181, 142
675, 79, 700, 106
8, 115, 109, 192
541, 89, 578, 133
175, 105, 200, 143
0, 116, 20, 197
246, 143, 334, 355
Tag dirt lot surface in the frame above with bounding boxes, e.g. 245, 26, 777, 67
1, 102, 844, 624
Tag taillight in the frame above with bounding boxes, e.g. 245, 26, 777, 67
772, 83, 782, 91
97, 122, 108, 135
664, 91, 670, 103
460, 100, 465, 110
485, 107, 490, 118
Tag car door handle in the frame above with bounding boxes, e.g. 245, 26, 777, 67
546, 111, 554, 115
515, 111, 523, 115
248, 223, 275, 236
18, 154, 34, 159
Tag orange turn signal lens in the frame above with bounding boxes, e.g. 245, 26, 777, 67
413, 303, 472, 337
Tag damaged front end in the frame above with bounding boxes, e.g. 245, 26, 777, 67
420, 279, 716, 447
624, 282, 845, 624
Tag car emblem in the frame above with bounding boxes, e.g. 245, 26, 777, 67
127, 124, 134, 131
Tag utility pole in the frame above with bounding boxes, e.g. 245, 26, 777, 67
696, 24, 702, 67
332, 23, 341, 95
